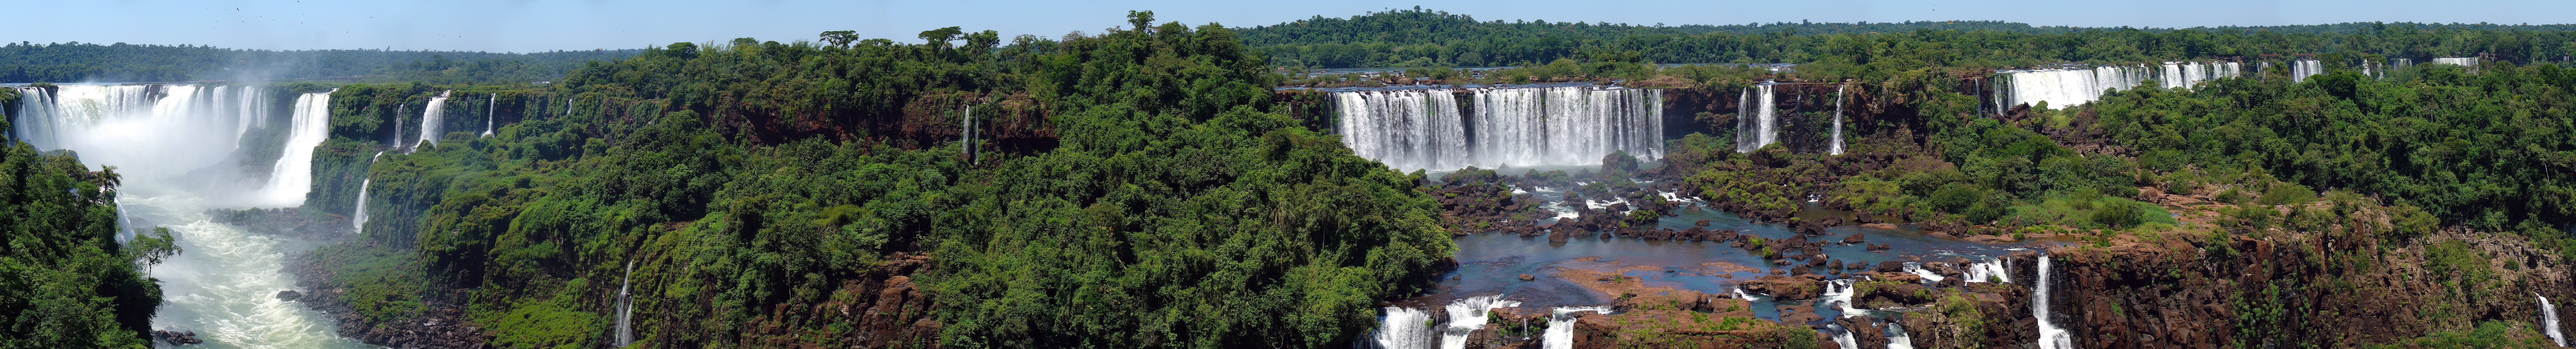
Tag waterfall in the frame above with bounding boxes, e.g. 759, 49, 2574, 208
1372, 306, 1435, 349
259, 91, 332, 206
1963, 258, 2010, 283
2035, 254, 2073, 349
1997, 65, 2151, 110
2290, 60, 2324, 82
10, 84, 370, 348
1734, 88, 1751, 151
1902, 262, 1946, 283
1884, 322, 1914, 349
1821, 279, 1861, 318
2542, 293, 2566, 347
1540, 306, 1612, 349
1827, 84, 1844, 155
481, 93, 496, 137
1828, 324, 1860, 349
2156, 61, 2242, 90
1734, 84, 1779, 152
615, 259, 638, 347
1441, 295, 1522, 349
1332, 86, 1662, 172
2433, 57, 2478, 66
416, 90, 451, 150
352, 151, 383, 234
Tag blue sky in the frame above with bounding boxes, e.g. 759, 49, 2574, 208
17, 0, 2575, 52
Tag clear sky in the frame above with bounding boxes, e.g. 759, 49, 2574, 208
16, 0, 2574, 53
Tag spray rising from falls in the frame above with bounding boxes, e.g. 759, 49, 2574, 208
2035, 254, 2073, 349
1736, 83, 1779, 152
2542, 293, 2566, 347
1333, 86, 1663, 172
416, 90, 451, 150
11, 84, 370, 348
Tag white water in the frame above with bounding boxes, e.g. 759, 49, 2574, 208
1540, 306, 1613, 349
259, 91, 332, 206
615, 259, 638, 347
1440, 295, 1522, 349
1997, 65, 2149, 111
1828, 324, 1860, 349
1902, 262, 1946, 283
2290, 60, 2325, 83
351, 152, 382, 234
1963, 258, 2010, 283
2155, 61, 2243, 90
1828, 84, 1845, 155
2542, 293, 2566, 347
12, 84, 372, 348
1736, 84, 1779, 152
1333, 86, 1663, 172
480, 93, 495, 137
2434, 57, 2479, 66
1373, 306, 1436, 349
2035, 254, 2073, 349
1884, 322, 1914, 349
416, 90, 450, 150
1821, 279, 1862, 318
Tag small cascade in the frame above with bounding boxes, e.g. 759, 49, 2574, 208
1736, 83, 1779, 152
1962, 258, 2010, 283
1372, 306, 1436, 349
1821, 279, 1860, 318
615, 259, 638, 347
2035, 254, 2073, 349
1827, 84, 1845, 155
2542, 293, 2566, 347
1884, 322, 1914, 349
416, 90, 451, 150
1440, 295, 1521, 349
481, 93, 496, 137
1901, 263, 1946, 283
1541, 306, 1614, 349
1332, 86, 1663, 171
351, 151, 383, 234
259, 91, 332, 206
1828, 324, 1860, 349
113, 197, 134, 242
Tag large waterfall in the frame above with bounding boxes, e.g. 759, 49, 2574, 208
9, 84, 371, 348
2034, 254, 2073, 349
2542, 293, 2566, 347
1736, 84, 1779, 152
2289, 60, 2325, 83
1332, 86, 1664, 172
1372, 306, 1435, 349
1998, 62, 2239, 110
416, 90, 451, 150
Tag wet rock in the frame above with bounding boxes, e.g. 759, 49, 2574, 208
1842, 233, 1866, 244
1519, 274, 1535, 281
155, 330, 203, 345
275, 289, 303, 302
1694, 219, 1710, 226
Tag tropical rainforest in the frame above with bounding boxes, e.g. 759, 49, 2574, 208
9, 6, 2576, 349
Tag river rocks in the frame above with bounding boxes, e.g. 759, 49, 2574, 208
1519, 273, 1535, 281
274, 289, 301, 302
154, 330, 202, 345
1842, 232, 1866, 244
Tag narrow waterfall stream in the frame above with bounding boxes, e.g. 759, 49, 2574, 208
1736, 83, 1778, 152
352, 152, 383, 234
2541, 293, 2566, 347
2034, 254, 2073, 349
1828, 84, 1845, 155
11, 84, 373, 348
1884, 322, 1914, 349
416, 90, 450, 150
615, 259, 638, 347
1540, 306, 1612, 349
481, 93, 496, 137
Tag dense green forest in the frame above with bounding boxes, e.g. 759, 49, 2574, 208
0, 42, 637, 83
302, 11, 1445, 349
0, 135, 176, 348
1240, 8, 2576, 68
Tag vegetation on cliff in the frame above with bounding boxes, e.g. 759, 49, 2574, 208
0, 131, 173, 348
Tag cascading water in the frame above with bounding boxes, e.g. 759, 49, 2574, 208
2035, 254, 2073, 349
2155, 61, 2243, 90
2541, 293, 2566, 347
1996, 65, 2149, 111
1440, 295, 1521, 349
351, 151, 382, 234
1828, 324, 1860, 349
1902, 262, 1946, 283
2290, 60, 2325, 82
481, 93, 495, 137
616, 259, 638, 348
416, 90, 451, 150
1372, 307, 1435, 349
1735, 83, 1779, 152
259, 91, 332, 206
1828, 84, 1845, 155
1962, 258, 2010, 283
2434, 57, 2478, 66
10, 84, 372, 348
1884, 322, 1914, 349
1332, 86, 1662, 172
1541, 306, 1613, 349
